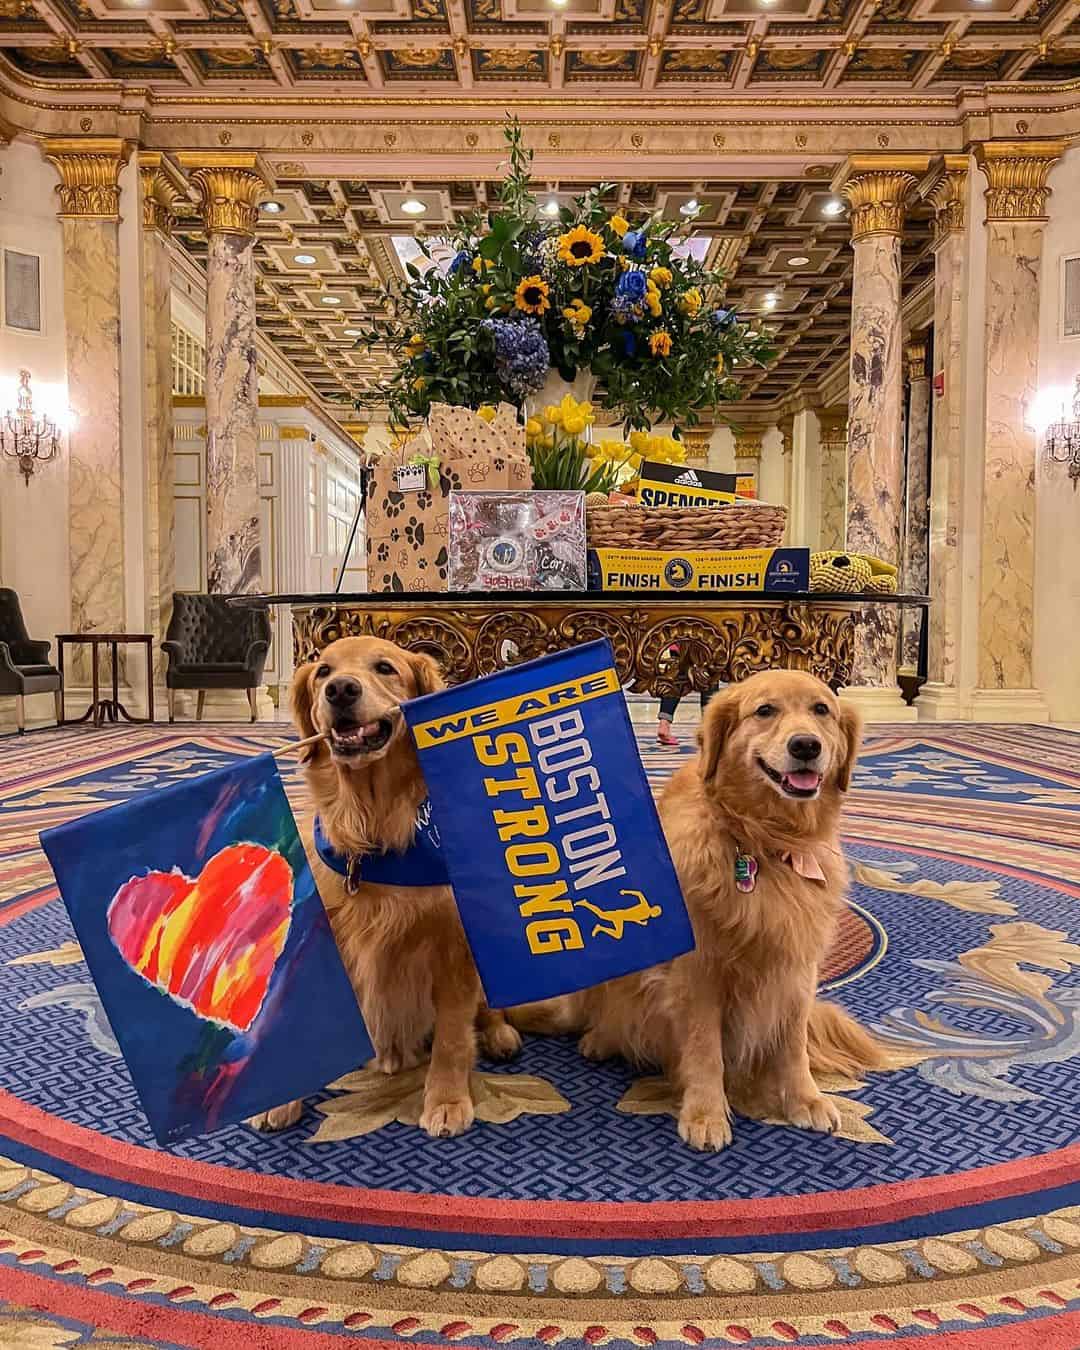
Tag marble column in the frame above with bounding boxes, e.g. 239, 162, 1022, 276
42, 138, 130, 687
917, 156, 968, 718
178, 153, 270, 595
139, 154, 182, 677
970, 141, 1064, 721
835, 154, 929, 711
733, 428, 763, 494
817, 411, 848, 550
900, 339, 931, 676
778, 416, 794, 541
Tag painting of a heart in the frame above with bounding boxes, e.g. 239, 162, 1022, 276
107, 843, 293, 1034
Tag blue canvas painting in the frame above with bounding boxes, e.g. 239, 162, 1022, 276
40, 753, 372, 1145
405, 639, 695, 1008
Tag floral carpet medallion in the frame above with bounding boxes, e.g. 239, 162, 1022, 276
1, 721, 1080, 1348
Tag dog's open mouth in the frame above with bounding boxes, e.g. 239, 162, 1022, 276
757, 757, 823, 799
330, 717, 394, 758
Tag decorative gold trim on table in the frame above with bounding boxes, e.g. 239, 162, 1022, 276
41, 136, 130, 219
177, 151, 274, 237
974, 140, 1067, 223
290, 599, 858, 693
920, 153, 968, 243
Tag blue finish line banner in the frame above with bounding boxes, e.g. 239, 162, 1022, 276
404, 639, 695, 1008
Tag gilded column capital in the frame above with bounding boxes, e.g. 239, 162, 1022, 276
974, 141, 1066, 223
733, 428, 764, 461
817, 411, 847, 451
920, 154, 968, 244
177, 151, 273, 237
679, 425, 712, 464
42, 137, 131, 220
905, 339, 928, 383
138, 151, 185, 237
833, 154, 932, 242
778, 415, 795, 457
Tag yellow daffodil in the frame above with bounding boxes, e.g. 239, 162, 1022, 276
514, 275, 551, 316
679, 287, 702, 317
609, 214, 630, 238
406, 334, 426, 356
558, 226, 605, 268
650, 267, 673, 289
649, 331, 673, 357
477, 405, 497, 422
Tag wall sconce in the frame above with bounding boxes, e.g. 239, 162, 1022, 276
1, 370, 60, 485
1043, 374, 1080, 491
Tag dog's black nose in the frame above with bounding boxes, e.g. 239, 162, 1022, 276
788, 734, 822, 762
325, 677, 361, 706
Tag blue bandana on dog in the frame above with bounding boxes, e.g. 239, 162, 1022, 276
313, 799, 449, 892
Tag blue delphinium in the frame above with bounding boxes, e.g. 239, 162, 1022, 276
483, 317, 550, 398
710, 307, 735, 331
616, 270, 647, 303
449, 250, 471, 275
622, 230, 647, 261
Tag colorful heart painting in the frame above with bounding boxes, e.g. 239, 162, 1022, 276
41, 753, 373, 1145
107, 844, 293, 1034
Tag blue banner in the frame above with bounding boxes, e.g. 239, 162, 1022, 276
405, 639, 695, 1008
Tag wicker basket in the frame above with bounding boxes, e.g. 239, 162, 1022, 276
587, 501, 787, 552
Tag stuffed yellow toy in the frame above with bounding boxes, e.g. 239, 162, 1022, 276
809, 552, 873, 593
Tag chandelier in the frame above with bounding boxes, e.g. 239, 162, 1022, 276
1044, 374, 1080, 490
2, 370, 60, 485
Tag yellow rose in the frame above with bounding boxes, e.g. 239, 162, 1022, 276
650, 267, 673, 289
477, 405, 497, 422
679, 287, 702, 317
649, 331, 673, 357
646, 293, 662, 317
609, 214, 630, 238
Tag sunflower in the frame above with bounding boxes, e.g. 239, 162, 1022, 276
649, 331, 672, 357
514, 275, 551, 315
558, 226, 605, 267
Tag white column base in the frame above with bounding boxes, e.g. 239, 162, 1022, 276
839, 685, 919, 723
968, 688, 1050, 724
916, 682, 972, 721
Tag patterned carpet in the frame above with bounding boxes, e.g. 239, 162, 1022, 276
2, 718, 1080, 1348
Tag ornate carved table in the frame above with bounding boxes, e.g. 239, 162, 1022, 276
235, 592, 928, 695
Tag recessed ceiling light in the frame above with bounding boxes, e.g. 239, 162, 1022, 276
321, 295, 342, 305
762, 293, 778, 309
400, 198, 427, 216
787, 255, 810, 266
262, 200, 284, 214
680, 198, 700, 216
542, 198, 561, 216
344, 328, 363, 337
549, 0, 569, 8
822, 197, 845, 217
293, 253, 317, 265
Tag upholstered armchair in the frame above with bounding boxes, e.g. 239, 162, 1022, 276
0, 588, 62, 733
161, 593, 271, 723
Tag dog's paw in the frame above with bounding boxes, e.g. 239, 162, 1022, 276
785, 1093, 842, 1135
481, 1018, 523, 1061
248, 1100, 304, 1132
579, 1029, 616, 1062
420, 1096, 475, 1139
677, 1107, 733, 1152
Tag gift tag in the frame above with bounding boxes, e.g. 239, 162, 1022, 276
394, 464, 427, 493
734, 852, 758, 893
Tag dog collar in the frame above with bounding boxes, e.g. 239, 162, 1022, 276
313, 799, 449, 892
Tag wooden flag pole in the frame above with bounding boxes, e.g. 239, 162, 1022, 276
272, 709, 404, 760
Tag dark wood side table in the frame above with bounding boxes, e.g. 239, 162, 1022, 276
57, 633, 155, 727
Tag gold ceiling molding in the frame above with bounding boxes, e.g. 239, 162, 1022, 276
177, 151, 273, 237
919, 152, 968, 244
733, 428, 764, 460
974, 139, 1067, 223
138, 149, 184, 236
904, 339, 928, 382
834, 154, 932, 241
41, 135, 130, 219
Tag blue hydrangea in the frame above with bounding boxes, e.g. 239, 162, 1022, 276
710, 307, 735, 331
616, 270, 647, 303
482, 317, 550, 398
622, 231, 647, 261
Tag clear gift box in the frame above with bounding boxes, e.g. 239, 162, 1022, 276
448, 491, 587, 593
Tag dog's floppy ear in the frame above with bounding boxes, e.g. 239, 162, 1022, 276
290, 661, 318, 737
405, 648, 445, 699
836, 701, 862, 793
698, 688, 738, 786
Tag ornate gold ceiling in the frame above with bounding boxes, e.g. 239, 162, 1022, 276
2, 0, 1078, 92
165, 168, 933, 407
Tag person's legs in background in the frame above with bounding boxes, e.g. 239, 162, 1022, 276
657, 689, 718, 748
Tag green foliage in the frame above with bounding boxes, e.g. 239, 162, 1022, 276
351, 117, 774, 431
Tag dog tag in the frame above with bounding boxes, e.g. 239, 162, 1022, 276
734, 852, 758, 893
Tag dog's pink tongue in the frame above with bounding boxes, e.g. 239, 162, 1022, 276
785, 769, 822, 790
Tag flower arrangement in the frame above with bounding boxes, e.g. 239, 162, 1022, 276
523, 395, 687, 495
353, 120, 773, 435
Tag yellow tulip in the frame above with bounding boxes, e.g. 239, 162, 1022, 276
525, 417, 543, 437
477, 405, 497, 422
563, 414, 586, 436
629, 430, 648, 453
544, 405, 560, 424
